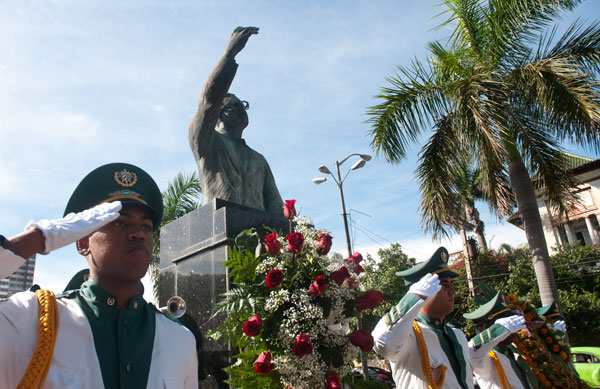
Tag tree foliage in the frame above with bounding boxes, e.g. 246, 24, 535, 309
363, 242, 600, 346
360, 243, 416, 331
452, 243, 600, 345
367, 0, 600, 306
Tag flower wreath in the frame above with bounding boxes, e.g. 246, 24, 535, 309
210, 200, 384, 389
504, 294, 589, 389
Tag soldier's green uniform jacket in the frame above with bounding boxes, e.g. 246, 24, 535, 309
372, 248, 514, 389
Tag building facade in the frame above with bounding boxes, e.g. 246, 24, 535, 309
0, 256, 36, 298
510, 154, 600, 254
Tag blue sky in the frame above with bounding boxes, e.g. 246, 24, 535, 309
1, 1, 598, 299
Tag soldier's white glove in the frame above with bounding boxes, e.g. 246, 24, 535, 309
25, 201, 122, 254
496, 315, 527, 334
408, 273, 441, 301
553, 320, 567, 333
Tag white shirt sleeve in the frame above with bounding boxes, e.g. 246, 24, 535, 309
0, 247, 26, 279
372, 296, 426, 363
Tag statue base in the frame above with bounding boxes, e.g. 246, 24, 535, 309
158, 199, 287, 388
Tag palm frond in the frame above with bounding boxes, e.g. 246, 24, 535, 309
510, 112, 577, 215
162, 171, 202, 224
417, 114, 465, 239
367, 59, 451, 163
487, 0, 581, 52
511, 56, 600, 151
546, 18, 600, 75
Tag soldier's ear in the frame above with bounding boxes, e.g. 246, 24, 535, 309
76, 238, 90, 256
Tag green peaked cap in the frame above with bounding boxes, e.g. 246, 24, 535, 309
395, 247, 458, 285
537, 300, 563, 320
64, 162, 163, 230
463, 291, 515, 325
63, 269, 90, 292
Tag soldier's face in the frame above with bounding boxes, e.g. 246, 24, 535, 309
424, 277, 456, 317
79, 203, 154, 284
220, 96, 249, 130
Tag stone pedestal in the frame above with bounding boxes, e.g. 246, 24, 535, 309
158, 199, 287, 388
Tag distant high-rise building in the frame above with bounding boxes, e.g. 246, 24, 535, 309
0, 256, 36, 298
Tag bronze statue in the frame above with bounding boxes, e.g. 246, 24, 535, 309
188, 26, 283, 214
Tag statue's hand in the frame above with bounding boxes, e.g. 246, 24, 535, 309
224, 26, 259, 59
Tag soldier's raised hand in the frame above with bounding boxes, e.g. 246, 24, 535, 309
408, 273, 441, 301
553, 320, 567, 333
496, 315, 527, 334
26, 201, 122, 254
224, 26, 259, 59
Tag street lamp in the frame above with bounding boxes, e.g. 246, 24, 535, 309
313, 152, 371, 379
313, 153, 370, 257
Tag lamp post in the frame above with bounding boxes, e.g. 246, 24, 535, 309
313, 153, 371, 257
313, 152, 371, 379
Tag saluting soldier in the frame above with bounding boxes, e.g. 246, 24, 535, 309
371, 247, 526, 389
464, 292, 535, 389
537, 300, 567, 333
0, 163, 198, 388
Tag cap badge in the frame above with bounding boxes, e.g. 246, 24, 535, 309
114, 169, 137, 187
441, 251, 448, 263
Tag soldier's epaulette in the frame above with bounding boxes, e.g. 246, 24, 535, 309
470, 324, 509, 349
384, 302, 403, 327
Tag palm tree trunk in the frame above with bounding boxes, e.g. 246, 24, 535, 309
507, 159, 560, 307
460, 222, 475, 297
468, 205, 488, 250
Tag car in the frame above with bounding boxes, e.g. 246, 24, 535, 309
352, 366, 395, 387
571, 346, 600, 388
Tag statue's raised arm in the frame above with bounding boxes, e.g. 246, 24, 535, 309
188, 27, 259, 152
187, 27, 283, 214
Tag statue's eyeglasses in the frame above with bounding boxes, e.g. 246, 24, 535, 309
224, 100, 249, 111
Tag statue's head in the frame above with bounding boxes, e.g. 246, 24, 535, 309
218, 93, 249, 133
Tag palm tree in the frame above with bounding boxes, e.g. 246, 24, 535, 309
419, 145, 507, 250
419, 145, 509, 296
150, 171, 202, 299
368, 0, 600, 307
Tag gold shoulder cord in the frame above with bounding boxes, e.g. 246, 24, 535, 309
489, 350, 512, 389
412, 320, 447, 389
17, 289, 60, 389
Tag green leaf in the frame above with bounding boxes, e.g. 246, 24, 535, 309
235, 228, 260, 253
224, 246, 261, 284
320, 347, 345, 368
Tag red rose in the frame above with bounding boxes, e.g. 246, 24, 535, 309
254, 350, 274, 374
243, 315, 262, 337
348, 252, 363, 264
286, 232, 304, 254
316, 232, 333, 255
265, 269, 284, 289
355, 290, 384, 311
349, 329, 374, 352
309, 275, 328, 296
353, 263, 364, 275
330, 266, 350, 286
325, 371, 342, 389
264, 233, 280, 255
283, 200, 297, 219
292, 334, 313, 356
